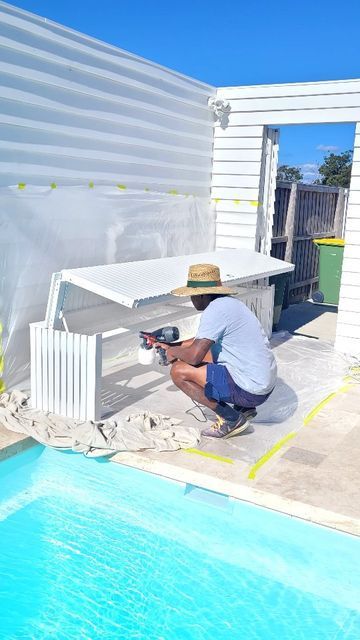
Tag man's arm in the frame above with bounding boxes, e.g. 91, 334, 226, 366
158, 338, 214, 366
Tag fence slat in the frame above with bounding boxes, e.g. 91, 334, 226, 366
271, 181, 345, 302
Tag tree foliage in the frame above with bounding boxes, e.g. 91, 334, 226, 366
315, 150, 353, 188
277, 164, 303, 182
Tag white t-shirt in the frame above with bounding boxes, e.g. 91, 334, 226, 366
196, 297, 277, 395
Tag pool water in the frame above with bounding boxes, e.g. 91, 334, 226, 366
0, 447, 359, 640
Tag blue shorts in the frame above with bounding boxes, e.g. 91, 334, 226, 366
204, 363, 272, 408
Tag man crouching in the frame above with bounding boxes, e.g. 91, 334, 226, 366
156, 263, 277, 439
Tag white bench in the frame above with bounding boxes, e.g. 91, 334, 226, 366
30, 249, 294, 421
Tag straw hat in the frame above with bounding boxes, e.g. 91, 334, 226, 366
171, 263, 234, 297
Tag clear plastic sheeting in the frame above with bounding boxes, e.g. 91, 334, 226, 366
215, 332, 349, 464
0, 186, 215, 389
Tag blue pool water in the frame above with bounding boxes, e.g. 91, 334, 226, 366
0, 447, 359, 640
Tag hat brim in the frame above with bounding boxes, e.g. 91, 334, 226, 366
171, 285, 234, 297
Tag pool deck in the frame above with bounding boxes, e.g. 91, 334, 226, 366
1, 302, 360, 537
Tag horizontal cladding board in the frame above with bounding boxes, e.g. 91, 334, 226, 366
335, 335, 360, 354
335, 322, 360, 339
0, 99, 212, 151
0, 165, 211, 194
0, 123, 212, 164
344, 217, 360, 232
337, 284, 360, 299
212, 161, 262, 175
343, 245, 360, 259
345, 230, 360, 245
0, 57, 211, 124
216, 222, 257, 238
215, 201, 259, 213
225, 93, 360, 113
213, 149, 263, 162
336, 309, 360, 326
216, 236, 256, 250
0, 114, 213, 154
0, 158, 210, 185
347, 193, 360, 206
338, 296, 360, 312
213, 125, 264, 138
0, 6, 213, 99
211, 187, 260, 201
216, 211, 258, 223
1, 140, 212, 173
339, 271, 360, 286
213, 138, 264, 151
218, 79, 360, 99
0, 88, 212, 139
342, 257, 360, 273
226, 108, 360, 126
211, 175, 261, 189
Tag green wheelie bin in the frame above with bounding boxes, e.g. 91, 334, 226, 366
313, 238, 345, 305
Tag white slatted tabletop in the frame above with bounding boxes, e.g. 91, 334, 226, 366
61, 249, 294, 308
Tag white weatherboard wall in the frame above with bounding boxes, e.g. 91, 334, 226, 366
335, 122, 360, 354
0, 1, 215, 193
212, 124, 266, 250
211, 79, 360, 353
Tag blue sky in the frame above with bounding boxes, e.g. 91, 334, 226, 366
10, 0, 358, 180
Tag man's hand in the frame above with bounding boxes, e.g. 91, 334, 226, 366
155, 339, 213, 367
153, 343, 177, 363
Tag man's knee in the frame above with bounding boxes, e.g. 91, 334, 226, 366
170, 361, 188, 385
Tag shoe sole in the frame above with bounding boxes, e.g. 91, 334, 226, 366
239, 410, 257, 420
223, 420, 251, 439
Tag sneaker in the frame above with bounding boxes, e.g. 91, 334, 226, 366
201, 413, 250, 439
233, 406, 257, 420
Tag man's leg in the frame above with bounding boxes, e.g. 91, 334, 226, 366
170, 361, 217, 411
171, 360, 246, 430
170, 361, 251, 438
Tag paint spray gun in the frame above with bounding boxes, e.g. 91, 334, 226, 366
138, 326, 180, 366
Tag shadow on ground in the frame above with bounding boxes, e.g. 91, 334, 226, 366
278, 301, 337, 342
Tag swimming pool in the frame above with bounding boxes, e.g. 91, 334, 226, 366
0, 446, 359, 639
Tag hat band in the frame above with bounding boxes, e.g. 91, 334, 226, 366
186, 280, 221, 288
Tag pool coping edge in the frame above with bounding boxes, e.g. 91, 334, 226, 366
111, 452, 360, 538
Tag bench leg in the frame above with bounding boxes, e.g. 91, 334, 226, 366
30, 325, 102, 422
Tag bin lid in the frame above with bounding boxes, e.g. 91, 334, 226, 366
313, 238, 345, 247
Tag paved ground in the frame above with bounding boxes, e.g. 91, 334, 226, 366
2, 301, 360, 536
278, 301, 338, 343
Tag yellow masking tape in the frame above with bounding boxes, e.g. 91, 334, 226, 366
250, 200, 259, 207
184, 448, 234, 464
303, 384, 350, 425
233, 199, 241, 205
249, 382, 352, 480
88, 181, 94, 188
248, 431, 297, 480
117, 184, 127, 190
168, 189, 178, 195
50, 182, 57, 189
18, 183, 26, 190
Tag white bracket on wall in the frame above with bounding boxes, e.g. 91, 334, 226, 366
208, 97, 231, 127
